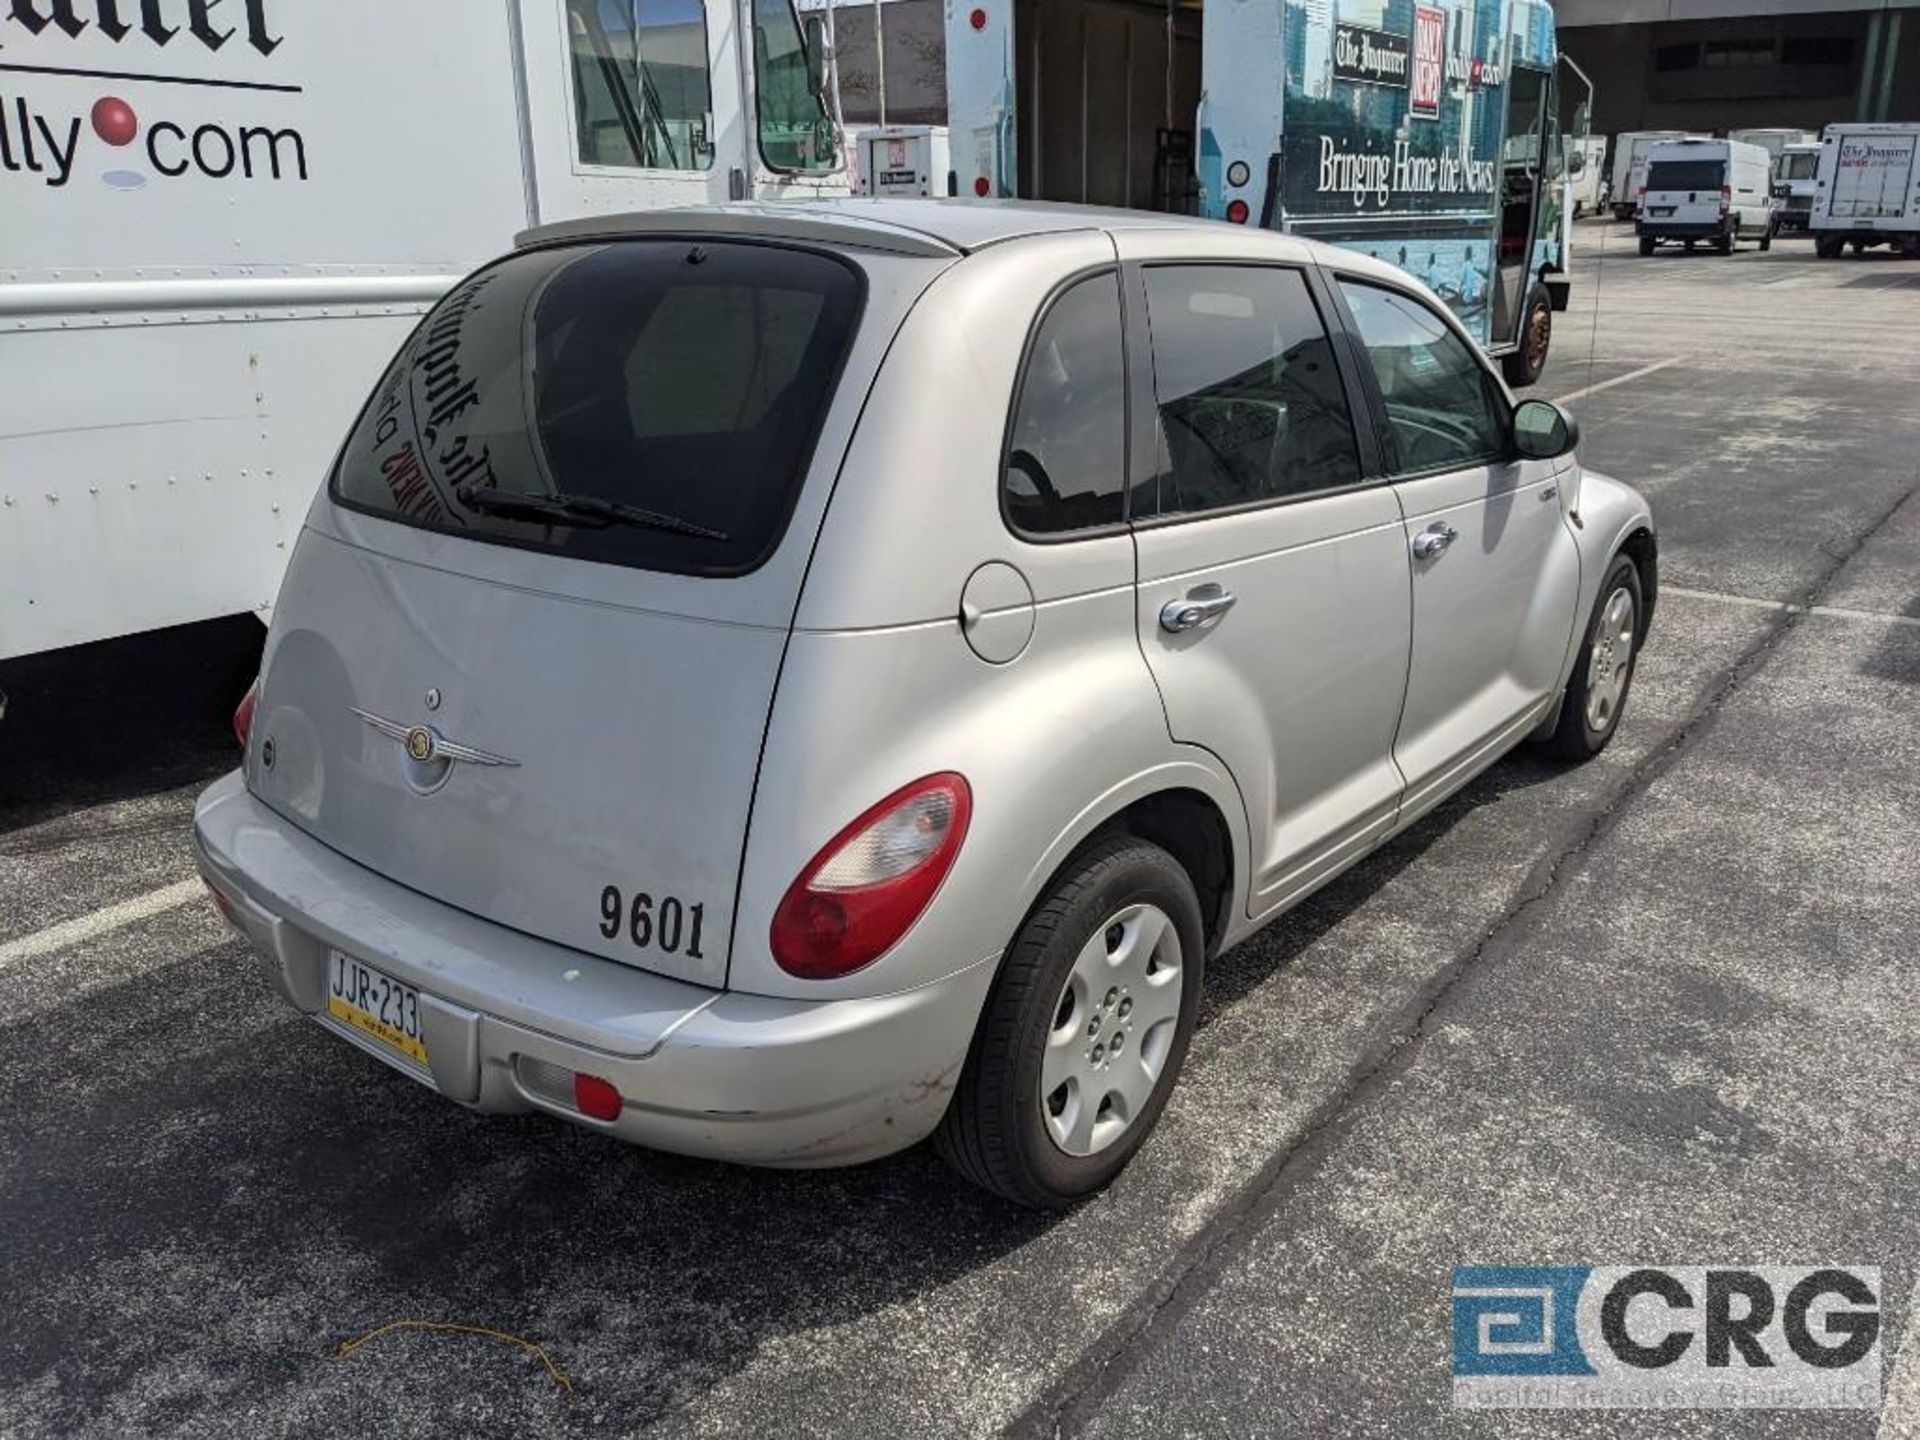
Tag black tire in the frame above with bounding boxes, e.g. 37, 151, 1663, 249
1815, 234, 1843, 259
1638, 235, 1657, 257
1501, 284, 1552, 388
1717, 221, 1736, 255
936, 835, 1206, 1209
1760, 219, 1774, 252
1541, 554, 1644, 763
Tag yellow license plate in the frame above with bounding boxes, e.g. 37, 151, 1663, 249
325, 950, 428, 1067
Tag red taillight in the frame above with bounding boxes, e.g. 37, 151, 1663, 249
770, 773, 972, 979
973, 175, 991, 197
573, 1073, 622, 1122
1225, 198, 1250, 224
969, 6, 987, 29
1637, 184, 1647, 197
233, 678, 259, 749
1721, 184, 1732, 214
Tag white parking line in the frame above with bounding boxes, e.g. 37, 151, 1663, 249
0, 877, 206, 972
1664, 585, 1920, 630
1877, 1274, 1920, 1438
1550, 356, 1684, 405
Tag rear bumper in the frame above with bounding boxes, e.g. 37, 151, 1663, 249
192, 771, 996, 1167
1637, 219, 1728, 241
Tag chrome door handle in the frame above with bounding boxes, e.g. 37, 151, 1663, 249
1160, 585, 1237, 633
1412, 523, 1459, 560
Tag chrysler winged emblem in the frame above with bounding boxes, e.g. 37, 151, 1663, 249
352, 708, 520, 769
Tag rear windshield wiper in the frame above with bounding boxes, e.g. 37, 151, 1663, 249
456, 484, 729, 542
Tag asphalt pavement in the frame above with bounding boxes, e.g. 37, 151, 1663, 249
2, 222, 1917, 1439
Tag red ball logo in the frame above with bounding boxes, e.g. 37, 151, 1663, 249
969, 7, 987, 30
91, 96, 139, 147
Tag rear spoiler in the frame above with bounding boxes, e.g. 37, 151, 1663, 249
515, 207, 962, 260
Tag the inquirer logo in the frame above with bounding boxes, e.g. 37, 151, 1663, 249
1452, 1265, 1881, 1409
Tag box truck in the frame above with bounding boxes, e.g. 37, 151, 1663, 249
1811, 123, 1920, 258
0, 0, 849, 664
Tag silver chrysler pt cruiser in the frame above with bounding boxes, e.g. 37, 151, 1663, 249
195, 200, 1655, 1208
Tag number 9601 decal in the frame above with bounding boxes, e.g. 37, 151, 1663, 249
600, 885, 706, 959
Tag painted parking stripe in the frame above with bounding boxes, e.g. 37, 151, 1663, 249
0, 877, 206, 972
1663, 585, 1920, 630
1877, 1274, 1920, 1438
1550, 355, 1683, 405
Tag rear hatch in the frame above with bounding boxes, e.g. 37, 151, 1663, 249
249, 236, 897, 986
1644, 153, 1728, 226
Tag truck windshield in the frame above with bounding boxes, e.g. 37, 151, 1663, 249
1780, 152, 1818, 181
330, 240, 863, 577
1647, 159, 1725, 191
753, 0, 838, 172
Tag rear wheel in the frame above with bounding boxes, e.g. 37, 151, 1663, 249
1815, 233, 1844, 259
1541, 554, 1644, 763
937, 836, 1205, 1209
1638, 236, 1657, 257
1760, 218, 1775, 252
1501, 284, 1552, 388
1717, 221, 1737, 255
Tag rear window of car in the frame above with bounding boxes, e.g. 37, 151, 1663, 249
1646, 159, 1726, 190
330, 239, 863, 576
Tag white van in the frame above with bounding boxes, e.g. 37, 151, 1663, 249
1636, 138, 1774, 255
1610, 130, 1690, 219
1811, 124, 1920, 259
0, 0, 848, 667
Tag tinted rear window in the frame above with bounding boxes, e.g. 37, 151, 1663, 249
1646, 159, 1726, 190
331, 239, 863, 575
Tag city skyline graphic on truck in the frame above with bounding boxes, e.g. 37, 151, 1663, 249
0, 0, 304, 191
1275, 0, 1559, 343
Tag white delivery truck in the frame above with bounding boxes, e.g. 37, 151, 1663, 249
1769, 140, 1823, 238
1811, 123, 1920, 258
1635, 137, 1774, 255
0, 0, 849, 666
1610, 129, 1690, 219
1567, 134, 1608, 218
1728, 127, 1816, 164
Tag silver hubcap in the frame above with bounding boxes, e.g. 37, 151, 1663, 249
1584, 586, 1637, 733
1041, 903, 1184, 1157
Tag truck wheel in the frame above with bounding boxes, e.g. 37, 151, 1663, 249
936, 836, 1206, 1209
1501, 285, 1552, 388
1815, 234, 1843, 259
1759, 221, 1773, 253
1638, 236, 1656, 257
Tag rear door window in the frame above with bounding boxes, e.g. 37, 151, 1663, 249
331, 240, 863, 576
1646, 159, 1726, 190
1141, 265, 1362, 516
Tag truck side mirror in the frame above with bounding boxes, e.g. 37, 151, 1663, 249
1513, 399, 1580, 460
803, 13, 832, 99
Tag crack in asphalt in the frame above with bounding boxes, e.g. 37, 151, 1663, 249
1004, 479, 1920, 1440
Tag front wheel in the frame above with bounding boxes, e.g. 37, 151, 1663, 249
1541, 554, 1644, 762
1638, 235, 1657, 257
1815, 234, 1844, 259
1501, 284, 1552, 388
936, 836, 1205, 1209
1760, 219, 1775, 252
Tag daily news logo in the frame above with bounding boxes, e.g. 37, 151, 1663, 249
1452, 1266, 1881, 1409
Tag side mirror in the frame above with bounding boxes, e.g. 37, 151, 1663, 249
803, 13, 832, 98
1513, 398, 1579, 460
